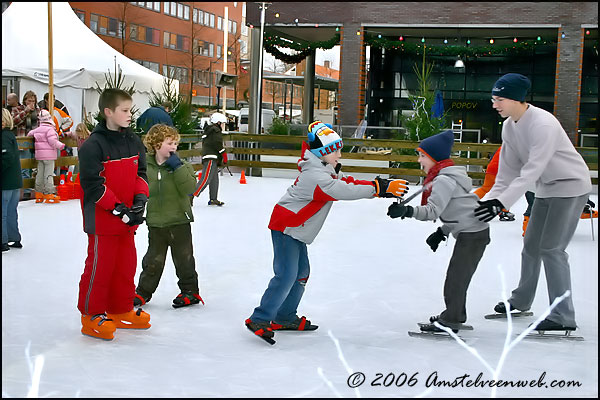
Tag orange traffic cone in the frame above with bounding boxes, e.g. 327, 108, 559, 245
57, 174, 70, 201
240, 170, 247, 184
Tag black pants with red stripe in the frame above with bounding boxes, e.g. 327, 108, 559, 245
193, 159, 219, 201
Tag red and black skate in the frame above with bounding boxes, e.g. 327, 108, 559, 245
245, 318, 275, 345
270, 316, 318, 331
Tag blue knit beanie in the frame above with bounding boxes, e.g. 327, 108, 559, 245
492, 73, 531, 102
417, 130, 455, 162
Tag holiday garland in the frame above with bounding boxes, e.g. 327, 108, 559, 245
263, 31, 557, 62
364, 34, 556, 57
264, 33, 340, 63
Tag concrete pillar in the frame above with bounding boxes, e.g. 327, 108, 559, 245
553, 25, 585, 144
338, 23, 362, 132
302, 50, 316, 124
248, 27, 262, 135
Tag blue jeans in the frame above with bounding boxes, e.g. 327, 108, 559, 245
2, 189, 22, 245
250, 230, 310, 323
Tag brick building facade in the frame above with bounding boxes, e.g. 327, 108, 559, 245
247, 2, 598, 144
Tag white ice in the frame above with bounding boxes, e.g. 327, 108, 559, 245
2, 173, 598, 397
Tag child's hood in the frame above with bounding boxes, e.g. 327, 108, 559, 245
298, 149, 335, 175
438, 165, 473, 192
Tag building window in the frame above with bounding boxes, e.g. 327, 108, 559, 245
130, 24, 159, 45
74, 9, 85, 23
90, 13, 122, 38
194, 70, 212, 87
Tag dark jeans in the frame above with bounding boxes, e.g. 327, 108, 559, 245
439, 228, 490, 328
136, 223, 199, 297
250, 230, 310, 324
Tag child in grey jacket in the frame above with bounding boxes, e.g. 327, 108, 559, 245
388, 130, 490, 333
245, 121, 409, 344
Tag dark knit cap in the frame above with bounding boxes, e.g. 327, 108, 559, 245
491, 73, 531, 102
417, 130, 455, 162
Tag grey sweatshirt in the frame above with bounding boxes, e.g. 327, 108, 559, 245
412, 166, 489, 238
483, 104, 592, 208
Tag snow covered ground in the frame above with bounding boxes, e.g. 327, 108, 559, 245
2, 173, 598, 397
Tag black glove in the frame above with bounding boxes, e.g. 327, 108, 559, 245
374, 176, 409, 198
426, 227, 447, 252
387, 202, 414, 219
112, 203, 144, 226
164, 152, 183, 171
130, 193, 147, 220
474, 199, 505, 222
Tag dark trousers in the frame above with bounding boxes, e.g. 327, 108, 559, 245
136, 223, 199, 298
439, 228, 490, 328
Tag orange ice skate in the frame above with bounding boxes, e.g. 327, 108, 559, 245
44, 193, 61, 203
81, 313, 117, 341
107, 308, 151, 329
35, 192, 45, 203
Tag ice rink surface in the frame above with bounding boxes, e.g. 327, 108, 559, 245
2, 173, 598, 397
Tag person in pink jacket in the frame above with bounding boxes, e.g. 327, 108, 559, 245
27, 109, 70, 203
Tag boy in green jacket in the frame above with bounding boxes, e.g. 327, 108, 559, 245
134, 124, 205, 308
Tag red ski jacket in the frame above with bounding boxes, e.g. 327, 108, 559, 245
78, 121, 149, 235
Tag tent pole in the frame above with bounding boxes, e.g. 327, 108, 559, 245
47, 2, 54, 113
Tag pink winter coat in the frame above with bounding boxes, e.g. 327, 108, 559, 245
27, 122, 65, 160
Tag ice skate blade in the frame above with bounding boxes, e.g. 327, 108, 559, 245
408, 331, 462, 340
522, 331, 584, 341
484, 311, 533, 319
81, 328, 114, 341
418, 322, 473, 330
112, 322, 151, 329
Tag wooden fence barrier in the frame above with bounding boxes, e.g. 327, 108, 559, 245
17, 133, 598, 188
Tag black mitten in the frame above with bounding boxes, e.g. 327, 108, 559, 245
426, 227, 447, 252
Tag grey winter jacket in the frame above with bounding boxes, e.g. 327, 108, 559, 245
412, 166, 489, 238
268, 148, 376, 244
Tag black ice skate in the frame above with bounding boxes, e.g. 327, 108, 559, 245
484, 301, 533, 319
133, 293, 151, 307
423, 315, 473, 330
523, 319, 583, 341
172, 292, 205, 308
270, 316, 318, 331
408, 321, 461, 340
245, 318, 275, 345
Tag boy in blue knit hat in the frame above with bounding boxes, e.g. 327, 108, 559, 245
387, 130, 490, 334
245, 121, 410, 344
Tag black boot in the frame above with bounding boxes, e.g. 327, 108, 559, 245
532, 319, 576, 331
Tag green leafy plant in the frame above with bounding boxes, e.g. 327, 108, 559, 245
88, 63, 139, 132
148, 75, 199, 136
268, 116, 289, 135
397, 57, 448, 171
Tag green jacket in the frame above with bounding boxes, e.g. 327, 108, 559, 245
146, 154, 197, 228
2, 128, 23, 190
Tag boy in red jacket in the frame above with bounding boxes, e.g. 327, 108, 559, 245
77, 89, 150, 340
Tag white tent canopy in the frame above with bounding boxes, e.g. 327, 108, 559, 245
2, 2, 178, 127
